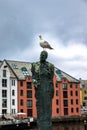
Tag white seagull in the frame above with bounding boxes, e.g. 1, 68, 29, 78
39, 35, 53, 50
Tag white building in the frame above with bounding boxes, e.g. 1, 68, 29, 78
0, 60, 18, 115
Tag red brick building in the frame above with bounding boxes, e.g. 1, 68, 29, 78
5, 60, 81, 118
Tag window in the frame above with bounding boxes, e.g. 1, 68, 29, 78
76, 108, 79, 112
27, 109, 32, 117
63, 91, 68, 98
12, 80, 15, 86
56, 81, 58, 88
2, 99, 7, 107
64, 108, 68, 115
63, 100, 68, 106
71, 108, 74, 113
20, 109, 23, 112
75, 91, 78, 96
84, 97, 87, 100
75, 84, 78, 88
20, 81, 23, 86
56, 90, 58, 96
56, 99, 59, 105
83, 102, 86, 106
12, 99, 15, 105
21, 67, 29, 76
20, 90, 23, 96
27, 90, 32, 98
12, 90, 15, 96
3, 70, 6, 77
12, 109, 16, 114
27, 100, 32, 107
2, 109, 7, 114
56, 108, 59, 113
82, 84, 85, 88
2, 79, 7, 87
12, 64, 18, 69
70, 91, 73, 96
71, 99, 73, 105
70, 83, 72, 88
84, 90, 87, 94
2, 90, 7, 97
27, 82, 32, 88
20, 99, 23, 106
62, 83, 67, 90
76, 99, 78, 104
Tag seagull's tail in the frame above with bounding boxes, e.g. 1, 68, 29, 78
49, 47, 54, 49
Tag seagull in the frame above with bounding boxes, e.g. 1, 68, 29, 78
39, 35, 53, 50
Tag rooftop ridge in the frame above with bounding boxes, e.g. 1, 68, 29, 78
7, 59, 31, 64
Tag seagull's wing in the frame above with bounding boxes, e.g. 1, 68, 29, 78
44, 40, 53, 49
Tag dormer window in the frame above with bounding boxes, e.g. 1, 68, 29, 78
12, 64, 18, 69
21, 67, 29, 76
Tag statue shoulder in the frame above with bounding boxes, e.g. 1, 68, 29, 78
32, 62, 40, 73
32, 62, 40, 67
47, 62, 54, 69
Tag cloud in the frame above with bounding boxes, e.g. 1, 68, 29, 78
9, 34, 87, 79
0, 0, 87, 79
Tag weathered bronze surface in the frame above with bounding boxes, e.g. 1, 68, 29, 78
31, 50, 54, 130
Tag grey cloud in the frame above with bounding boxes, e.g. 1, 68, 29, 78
0, 0, 87, 60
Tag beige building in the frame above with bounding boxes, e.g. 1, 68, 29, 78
80, 80, 87, 106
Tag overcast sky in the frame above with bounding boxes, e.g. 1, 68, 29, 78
0, 0, 87, 80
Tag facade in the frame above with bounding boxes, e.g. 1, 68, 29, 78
17, 77, 36, 118
80, 80, 87, 106
52, 68, 81, 117
0, 60, 81, 118
0, 60, 18, 115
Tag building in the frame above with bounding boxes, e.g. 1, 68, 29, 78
80, 80, 87, 106
52, 68, 81, 117
80, 88, 82, 107
0, 60, 18, 115
0, 60, 81, 118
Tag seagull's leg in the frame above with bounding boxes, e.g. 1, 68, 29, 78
43, 48, 46, 51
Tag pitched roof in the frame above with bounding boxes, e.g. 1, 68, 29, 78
80, 80, 87, 88
1, 60, 79, 82
55, 67, 79, 83
0, 60, 2, 66
6, 60, 32, 80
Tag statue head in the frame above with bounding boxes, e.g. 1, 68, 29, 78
40, 51, 48, 63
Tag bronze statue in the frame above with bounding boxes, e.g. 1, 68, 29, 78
31, 50, 54, 130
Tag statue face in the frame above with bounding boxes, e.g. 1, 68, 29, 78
40, 51, 47, 62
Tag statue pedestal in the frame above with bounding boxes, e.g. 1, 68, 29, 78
38, 124, 52, 130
